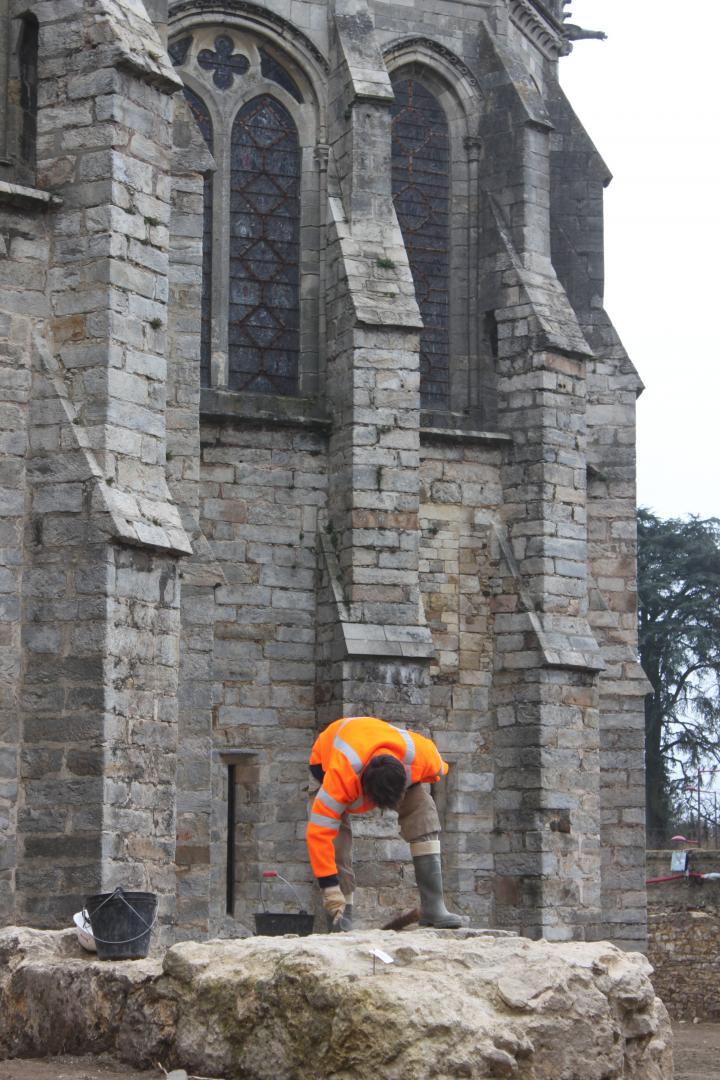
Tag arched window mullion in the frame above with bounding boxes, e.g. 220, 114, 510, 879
182, 87, 214, 388
210, 107, 232, 388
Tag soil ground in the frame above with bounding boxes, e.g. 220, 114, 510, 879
0, 1057, 158, 1080
3, 1024, 720, 1080
673, 1022, 720, 1080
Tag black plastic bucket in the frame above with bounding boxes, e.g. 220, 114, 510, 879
254, 911, 314, 937
85, 888, 158, 960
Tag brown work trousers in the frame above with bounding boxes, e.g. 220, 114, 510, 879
308, 778, 441, 897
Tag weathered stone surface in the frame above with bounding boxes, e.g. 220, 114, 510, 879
0, 927, 672, 1079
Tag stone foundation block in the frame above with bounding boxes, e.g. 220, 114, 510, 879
0, 926, 671, 1079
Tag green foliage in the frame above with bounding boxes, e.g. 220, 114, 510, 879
638, 509, 720, 840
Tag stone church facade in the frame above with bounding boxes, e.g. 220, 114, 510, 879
0, 0, 648, 948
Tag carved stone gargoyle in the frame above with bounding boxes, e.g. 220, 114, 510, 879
563, 23, 607, 41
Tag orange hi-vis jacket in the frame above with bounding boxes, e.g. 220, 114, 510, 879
306, 716, 449, 884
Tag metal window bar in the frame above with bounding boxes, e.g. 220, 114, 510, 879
226, 762, 236, 915
0, 4, 9, 164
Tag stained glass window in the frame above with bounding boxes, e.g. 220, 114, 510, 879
258, 48, 304, 104
183, 88, 214, 387
229, 95, 300, 395
18, 15, 39, 174
168, 36, 191, 67
391, 78, 450, 411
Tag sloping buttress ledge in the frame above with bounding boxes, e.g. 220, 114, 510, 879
200, 387, 332, 431
0, 180, 62, 209
200, 391, 515, 450
421, 426, 512, 447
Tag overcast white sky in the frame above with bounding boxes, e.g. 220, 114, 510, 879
560, 1, 720, 522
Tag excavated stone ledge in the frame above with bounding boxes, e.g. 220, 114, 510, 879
0, 926, 672, 1079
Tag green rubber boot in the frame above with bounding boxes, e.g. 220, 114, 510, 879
413, 854, 464, 929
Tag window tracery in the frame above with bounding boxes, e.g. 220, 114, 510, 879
169, 25, 319, 398
197, 35, 250, 89
258, 49, 304, 104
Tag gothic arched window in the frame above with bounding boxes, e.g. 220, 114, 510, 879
391, 77, 450, 412
0, 10, 39, 186
229, 95, 300, 395
169, 27, 320, 400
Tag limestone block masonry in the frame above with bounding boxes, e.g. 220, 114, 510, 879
0, 0, 648, 948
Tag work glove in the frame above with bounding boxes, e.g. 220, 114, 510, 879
322, 884, 346, 926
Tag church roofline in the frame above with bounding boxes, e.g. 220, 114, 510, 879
508, 0, 569, 60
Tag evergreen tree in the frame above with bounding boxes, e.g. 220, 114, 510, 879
638, 510, 720, 841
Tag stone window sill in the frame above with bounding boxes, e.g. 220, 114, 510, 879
199, 390, 512, 445
200, 387, 331, 431
419, 410, 510, 446
420, 426, 512, 446
0, 179, 62, 209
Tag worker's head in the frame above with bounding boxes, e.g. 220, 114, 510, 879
361, 754, 407, 810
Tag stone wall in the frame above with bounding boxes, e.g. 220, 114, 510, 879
1, 0, 191, 939
0, 187, 50, 926
418, 435, 505, 927
647, 850, 720, 1020
199, 414, 329, 932
0, 0, 647, 947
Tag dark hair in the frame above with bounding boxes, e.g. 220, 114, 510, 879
361, 755, 407, 810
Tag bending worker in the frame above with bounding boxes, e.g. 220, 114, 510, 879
307, 715, 463, 931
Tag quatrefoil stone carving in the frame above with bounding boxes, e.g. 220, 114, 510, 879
197, 35, 250, 89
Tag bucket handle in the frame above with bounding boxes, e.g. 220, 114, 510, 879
88, 886, 159, 946
261, 870, 308, 914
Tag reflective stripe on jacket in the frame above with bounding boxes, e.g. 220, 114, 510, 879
306, 716, 449, 881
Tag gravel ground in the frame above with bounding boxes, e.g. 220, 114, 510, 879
4, 1024, 720, 1080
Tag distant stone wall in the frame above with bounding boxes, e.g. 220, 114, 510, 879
647, 850, 720, 1020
